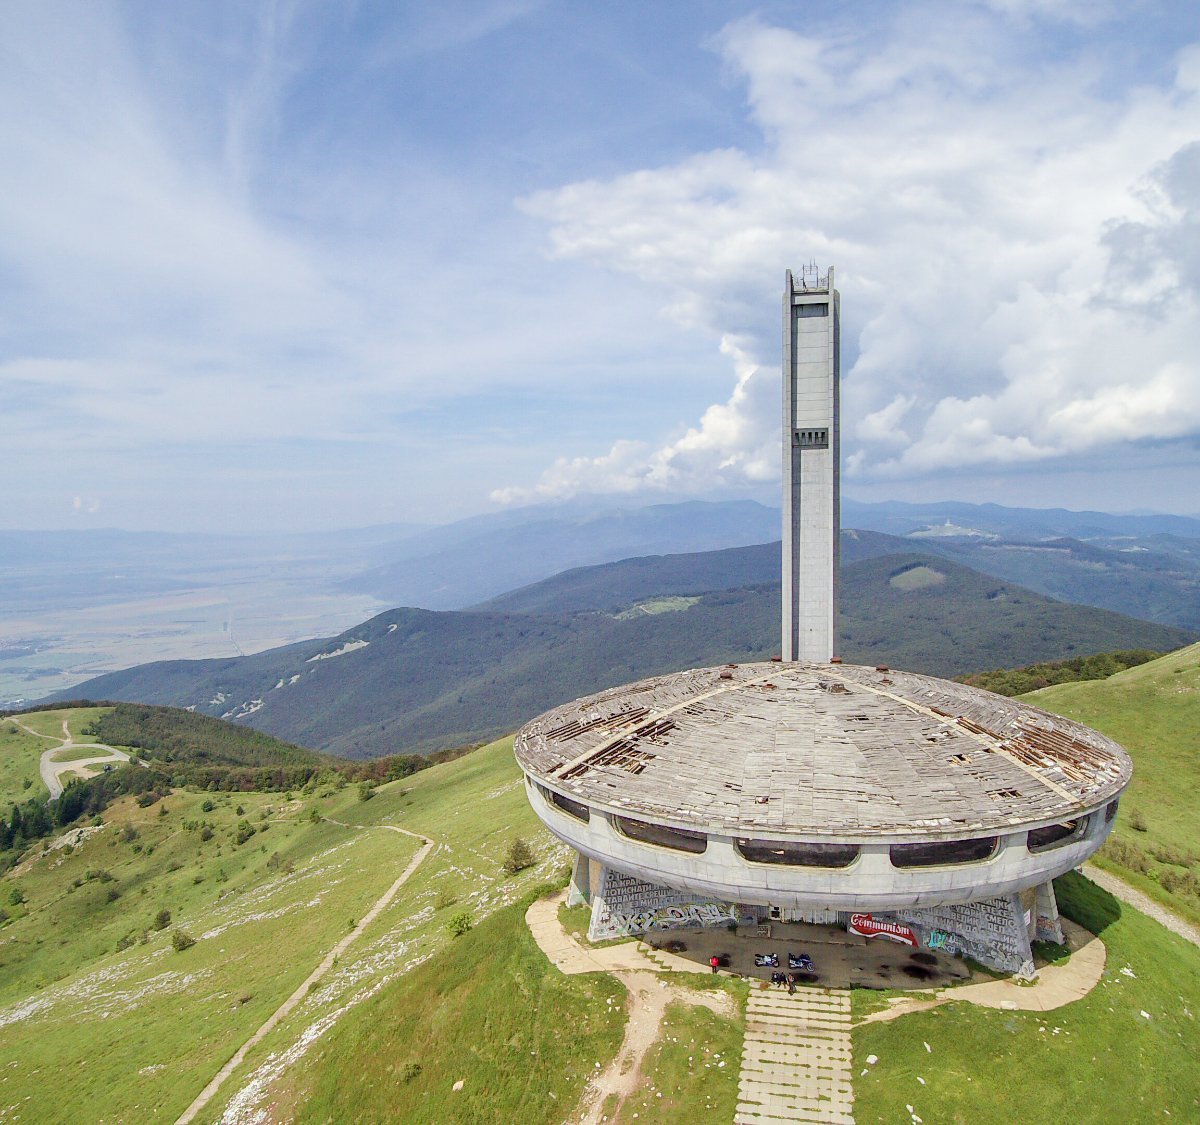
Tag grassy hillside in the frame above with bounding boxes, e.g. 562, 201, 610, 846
0, 722, 594, 1122
0, 706, 482, 878
5, 701, 1200, 1122
1026, 643, 1200, 925
0, 719, 49, 808
854, 871, 1200, 1122
55, 552, 1192, 758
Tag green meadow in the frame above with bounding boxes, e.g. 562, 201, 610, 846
3, 652, 1198, 1125
0, 720, 44, 808
853, 872, 1200, 1123
1027, 642, 1200, 924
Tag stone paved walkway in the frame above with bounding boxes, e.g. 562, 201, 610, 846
736, 986, 854, 1125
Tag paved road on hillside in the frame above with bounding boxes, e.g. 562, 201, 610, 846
12, 716, 132, 799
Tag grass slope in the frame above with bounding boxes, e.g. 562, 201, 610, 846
1, 717, 597, 1122
282, 894, 626, 1123
0, 785, 418, 1121
191, 735, 624, 1122
56, 553, 1191, 758
1026, 643, 1200, 924
613, 994, 745, 1123
853, 872, 1200, 1123
0, 721, 46, 808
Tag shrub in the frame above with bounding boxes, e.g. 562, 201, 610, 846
8, 888, 25, 906
1129, 809, 1148, 832
447, 910, 473, 937
171, 929, 196, 952
357, 781, 375, 802
200, 799, 215, 813
1151, 844, 1196, 868
1103, 836, 1152, 875
400, 1062, 422, 1083
502, 836, 536, 876
120, 824, 139, 843
435, 891, 459, 911
1159, 868, 1200, 897
154, 908, 172, 930
234, 821, 257, 846
199, 825, 214, 842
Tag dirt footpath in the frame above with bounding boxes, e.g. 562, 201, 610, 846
524, 892, 736, 1123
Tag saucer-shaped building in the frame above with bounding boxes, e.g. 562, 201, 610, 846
515, 660, 1129, 974
515, 269, 1133, 976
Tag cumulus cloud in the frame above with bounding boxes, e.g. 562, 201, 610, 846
501, 9, 1200, 502
491, 334, 776, 503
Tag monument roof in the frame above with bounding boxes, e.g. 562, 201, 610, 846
513, 661, 1132, 841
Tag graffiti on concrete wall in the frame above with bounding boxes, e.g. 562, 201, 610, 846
589, 867, 738, 940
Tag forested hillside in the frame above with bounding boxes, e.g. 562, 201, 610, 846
56, 549, 1193, 758
957, 650, 1163, 696
86, 704, 324, 767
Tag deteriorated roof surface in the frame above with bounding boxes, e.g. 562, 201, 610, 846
514, 662, 1132, 840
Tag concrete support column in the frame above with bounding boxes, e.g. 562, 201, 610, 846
566, 849, 591, 907
1034, 880, 1065, 944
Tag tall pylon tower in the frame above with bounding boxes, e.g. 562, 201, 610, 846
782, 265, 840, 662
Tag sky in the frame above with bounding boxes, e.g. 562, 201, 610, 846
2, 0, 1198, 533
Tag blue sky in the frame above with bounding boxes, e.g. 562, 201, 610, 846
2, 0, 1198, 532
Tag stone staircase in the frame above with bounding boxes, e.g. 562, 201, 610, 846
735, 986, 854, 1124
635, 941, 697, 972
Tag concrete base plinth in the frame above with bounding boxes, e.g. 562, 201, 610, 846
581, 855, 1061, 979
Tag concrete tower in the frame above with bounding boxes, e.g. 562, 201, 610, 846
782, 265, 840, 662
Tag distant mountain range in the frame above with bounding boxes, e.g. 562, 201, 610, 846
842, 498, 1200, 542
336, 499, 783, 609
9, 496, 1200, 704
57, 538, 1194, 758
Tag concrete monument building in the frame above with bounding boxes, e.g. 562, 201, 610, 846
514, 268, 1132, 977
783, 265, 839, 663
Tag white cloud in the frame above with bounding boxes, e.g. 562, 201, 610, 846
492, 333, 777, 504
502, 11, 1200, 503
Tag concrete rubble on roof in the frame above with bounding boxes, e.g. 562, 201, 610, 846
514, 661, 1131, 839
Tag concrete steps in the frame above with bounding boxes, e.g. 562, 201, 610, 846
735, 986, 854, 1124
